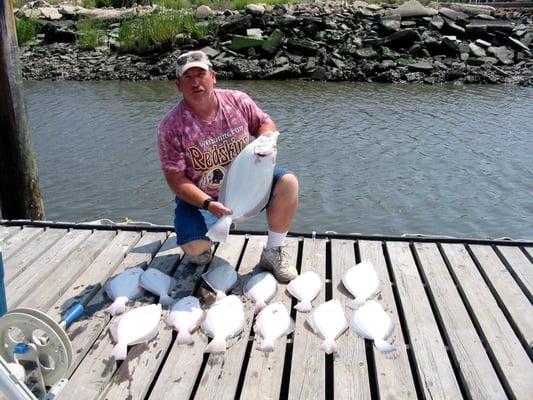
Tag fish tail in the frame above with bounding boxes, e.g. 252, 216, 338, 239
215, 291, 227, 301
374, 339, 395, 353
348, 297, 365, 310
159, 294, 174, 306
104, 297, 127, 316
294, 301, 313, 313
176, 329, 194, 345
111, 342, 128, 360
257, 339, 274, 353
254, 301, 266, 315
204, 336, 227, 354
321, 339, 338, 355
206, 216, 232, 243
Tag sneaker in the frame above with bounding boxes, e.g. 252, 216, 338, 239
189, 248, 213, 265
259, 246, 298, 283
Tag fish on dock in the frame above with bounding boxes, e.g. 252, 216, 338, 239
206, 131, 279, 243
350, 300, 395, 353
202, 261, 238, 300
254, 302, 295, 352
287, 271, 321, 312
201, 295, 245, 353
244, 271, 277, 314
342, 261, 381, 309
110, 303, 161, 360
307, 299, 348, 354
139, 268, 177, 306
103, 266, 145, 315
165, 296, 205, 345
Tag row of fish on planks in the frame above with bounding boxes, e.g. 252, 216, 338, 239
103, 259, 395, 360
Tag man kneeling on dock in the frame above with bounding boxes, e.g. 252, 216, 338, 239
157, 50, 299, 282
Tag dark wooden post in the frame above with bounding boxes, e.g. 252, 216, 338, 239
0, 0, 45, 220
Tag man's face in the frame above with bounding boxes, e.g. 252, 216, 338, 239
176, 67, 216, 102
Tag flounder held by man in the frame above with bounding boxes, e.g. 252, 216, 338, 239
207, 131, 279, 243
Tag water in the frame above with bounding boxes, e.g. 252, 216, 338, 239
20, 80, 533, 239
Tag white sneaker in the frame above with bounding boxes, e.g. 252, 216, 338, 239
189, 248, 213, 265
259, 246, 298, 283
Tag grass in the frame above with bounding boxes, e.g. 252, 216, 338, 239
118, 12, 217, 53
154, 0, 193, 10
77, 18, 106, 50
16, 17, 39, 46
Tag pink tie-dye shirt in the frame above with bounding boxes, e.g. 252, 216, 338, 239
158, 89, 273, 198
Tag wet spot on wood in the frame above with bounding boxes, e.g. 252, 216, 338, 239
100, 358, 115, 378
68, 325, 87, 340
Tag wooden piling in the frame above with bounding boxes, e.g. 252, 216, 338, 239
0, 0, 45, 220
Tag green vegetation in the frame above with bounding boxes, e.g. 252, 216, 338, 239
154, 0, 193, 10
77, 18, 106, 50
118, 12, 217, 53
16, 17, 39, 46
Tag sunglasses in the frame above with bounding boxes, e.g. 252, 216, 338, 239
176, 51, 209, 66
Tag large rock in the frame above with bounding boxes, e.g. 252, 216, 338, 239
466, 20, 515, 34
469, 43, 486, 57
382, 29, 421, 49
439, 7, 469, 23
395, 0, 435, 18
196, 6, 215, 19
487, 46, 515, 65
448, 3, 495, 17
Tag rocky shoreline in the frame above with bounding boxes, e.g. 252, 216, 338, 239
17, 1, 533, 85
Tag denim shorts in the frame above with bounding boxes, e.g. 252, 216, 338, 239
174, 166, 290, 246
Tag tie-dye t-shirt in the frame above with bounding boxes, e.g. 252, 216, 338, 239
158, 89, 273, 198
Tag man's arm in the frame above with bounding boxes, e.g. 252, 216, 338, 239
164, 170, 232, 218
256, 121, 277, 136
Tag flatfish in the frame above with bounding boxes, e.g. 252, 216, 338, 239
139, 268, 177, 306
201, 295, 245, 353
207, 131, 279, 242
166, 296, 205, 345
307, 299, 348, 354
350, 300, 395, 353
110, 303, 161, 360
202, 261, 238, 300
287, 271, 321, 312
104, 266, 145, 315
244, 271, 277, 314
342, 261, 381, 309
254, 302, 295, 352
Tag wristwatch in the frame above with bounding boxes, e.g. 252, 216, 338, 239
202, 198, 213, 210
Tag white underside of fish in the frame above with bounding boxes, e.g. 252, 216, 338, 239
206, 131, 279, 243
139, 268, 177, 306
350, 300, 395, 353
104, 266, 145, 315
307, 299, 348, 354
342, 261, 381, 309
202, 261, 238, 300
244, 271, 277, 314
254, 302, 295, 352
110, 303, 161, 360
287, 271, 321, 312
166, 296, 205, 345
202, 295, 245, 353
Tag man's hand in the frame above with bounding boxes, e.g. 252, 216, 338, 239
207, 201, 233, 219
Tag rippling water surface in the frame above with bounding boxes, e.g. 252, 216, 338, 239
22, 80, 533, 239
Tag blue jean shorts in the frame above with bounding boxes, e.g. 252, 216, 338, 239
174, 166, 290, 246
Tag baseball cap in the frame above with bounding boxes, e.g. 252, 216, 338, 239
175, 50, 212, 78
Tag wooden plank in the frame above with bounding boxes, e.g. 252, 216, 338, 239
147, 235, 246, 400
414, 242, 507, 398
441, 243, 533, 399
470, 244, 533, 348
497, 245, 533, 298
62, 233, 181, 400
386, 241, 462, 399
359, 240, 417, 399
1, 226, 43, 259
0, 226, 21, 243
524, 246, 533, 259
4, 227, 67, 283
7, 229, 92, 307
194, 235, 260, 400
288, 237, 327, 400
18, 230, 116, 311
239, 237, 298, 400
330, 239, 370, 400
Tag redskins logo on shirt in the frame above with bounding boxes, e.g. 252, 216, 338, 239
199, 166, 226, 192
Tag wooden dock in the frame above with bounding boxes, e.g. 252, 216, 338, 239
0, 221, 532, 400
